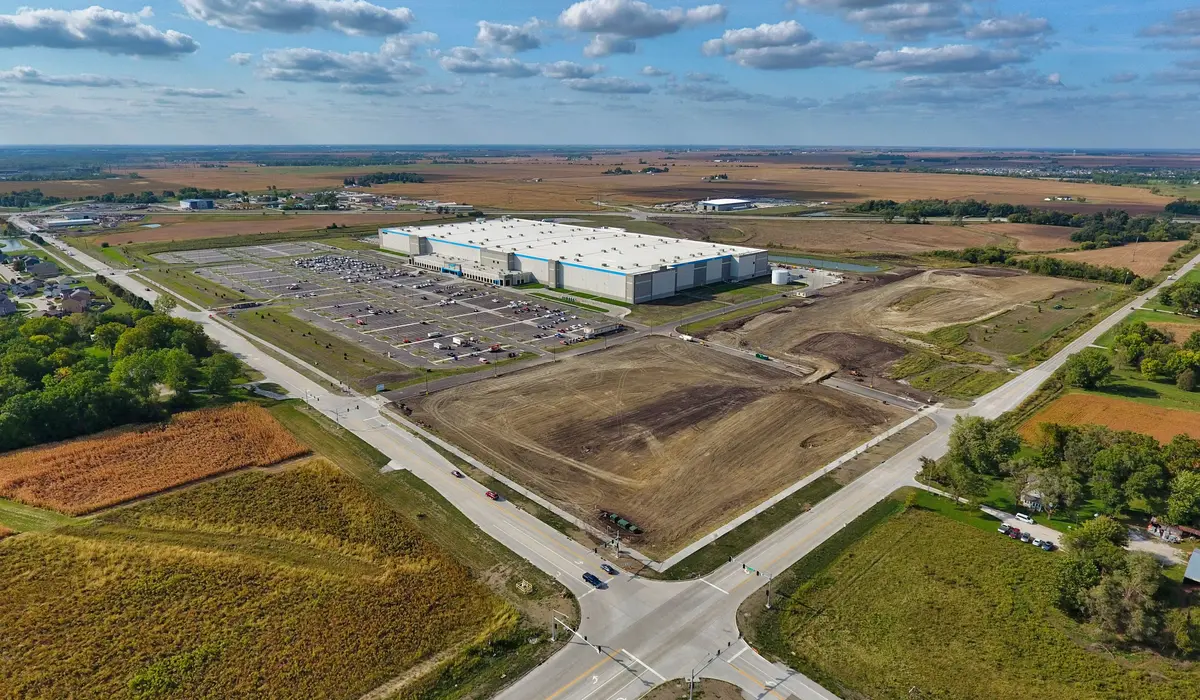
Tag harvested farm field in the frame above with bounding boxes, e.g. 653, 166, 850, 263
1046, 240, 1186, 278
1020, 393, 1200, 443
88, 212, 436, 245
29, 160, 1173, 211
660, 218, 1008, 254
410, 337, 906, 559
0, 404, 309, 515
963, 223, 1077, 252
0, 458, 512, 699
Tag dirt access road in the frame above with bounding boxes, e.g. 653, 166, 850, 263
409, 337, 906, 560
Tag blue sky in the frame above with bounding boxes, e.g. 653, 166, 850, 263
0, 0, 1198, 146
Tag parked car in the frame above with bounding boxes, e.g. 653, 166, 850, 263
1016, 513, 1035, 524
600, 563, 618, 576
998, 523, 1012, 535
1008, 527, 1022, 539
1040, 541, 1056, 552
582, 572, 602, 587
485, 490, 501, 501
451, 470, 464, 478
1019, 532, 1034, 543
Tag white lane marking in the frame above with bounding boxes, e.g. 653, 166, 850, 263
577, 668, 629, 700
727, 643, 749, 663
697, 578, 728, 595
621, 649, 665, 682
604, 670, 650, 700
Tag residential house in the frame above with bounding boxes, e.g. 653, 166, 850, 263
27, 260, 59, 278
11, 281, 39, 297
60, 288, 93, 314
0, 296, 16, 317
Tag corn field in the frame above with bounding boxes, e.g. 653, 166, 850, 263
0, 404, 309, 515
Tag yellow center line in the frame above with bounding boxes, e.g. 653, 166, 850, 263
727, 659, 788, 700
544, 652, 618, 700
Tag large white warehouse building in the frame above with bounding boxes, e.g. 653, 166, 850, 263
379, 218, 769, 303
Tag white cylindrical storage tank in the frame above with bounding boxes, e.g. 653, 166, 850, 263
771, 268, 791, 285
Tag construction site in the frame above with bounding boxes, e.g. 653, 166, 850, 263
408, 336, 906, 559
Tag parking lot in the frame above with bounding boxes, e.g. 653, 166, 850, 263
179, 244, 624, 370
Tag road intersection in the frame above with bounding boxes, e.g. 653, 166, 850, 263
39, 224, 1200, 700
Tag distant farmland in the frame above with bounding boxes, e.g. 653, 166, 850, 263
89, 211, 436, 245
25, 158, 1176, 212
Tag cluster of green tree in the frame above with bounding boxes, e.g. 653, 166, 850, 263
1052, 519, 1186, 649
1167, 199, 1200, 216
94, 274, 153, 312
922, 415, 1200, 651
706, 173, 728, 181
86, 191, 161, 204
1092, 171, 1200, 187
429, 158, 478, 165
933, 247, 1151, 290
0, 167, 115, 182
0, 311, 241, 451
28, 233, 44, 245
602, 168, 633, 175
848, 198, 1027, 222
640, 166, 669, 174
0, 189, 67, 208
1156, 279, 1200, 316
1109, 321, 1200, 391
342, 172, 425, 187
176, 187, 233, 200
849, 155, 907, 166
1060, 209, 1194, 247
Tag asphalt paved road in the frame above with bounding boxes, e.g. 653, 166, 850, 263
44, 219, 1200, 700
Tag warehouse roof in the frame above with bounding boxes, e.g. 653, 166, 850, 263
382, 218, 764, 275
699, 198, 752, 206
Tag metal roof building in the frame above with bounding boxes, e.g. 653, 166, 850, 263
1186, 549, 1200, 585
380, 218, 768, 303
699, 198, 754, 212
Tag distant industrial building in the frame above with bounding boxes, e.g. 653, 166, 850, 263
180, 199, 215, 210
699, 198, 753, 212
44, 218, 95, 228
379, 218, 768, 303
421, 202, 475, 215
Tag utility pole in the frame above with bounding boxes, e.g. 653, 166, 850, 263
328, 406, 349, 425
765, 572, 773, 610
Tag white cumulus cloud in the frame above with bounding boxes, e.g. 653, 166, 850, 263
179, 0, 414, 36
0, 6, 198, 56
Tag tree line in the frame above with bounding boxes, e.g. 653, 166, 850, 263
1167, 199, 1200, 216
849, 198, 1195, 247
342, 172, 425, 187
920, 415, 1200, 653
932, 247, 1152, 290
0, 307, 241, 452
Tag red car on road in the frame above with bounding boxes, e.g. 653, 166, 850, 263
485, 491, 501, 501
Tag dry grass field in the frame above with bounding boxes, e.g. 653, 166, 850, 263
0, 404, 309, 515
964, 222, 1078, 251
89, 211, 435, 245
1147, 321, 1200, 344
1047, 240, 1186, 278
27, 158, 1175, 212
661, 218, 1010, 254
0, 458, 512, 699
1020, 393, 1200, 443
410, 337, 905, 559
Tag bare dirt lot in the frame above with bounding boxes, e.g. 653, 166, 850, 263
701, 269, 1092, 397
963, 223, 1077, 251
29, 160, 1175, 212
660, 219, 1009, 255
88, 212, 436, 245
1047, 241, 1185, 278
409, 337, 905, 559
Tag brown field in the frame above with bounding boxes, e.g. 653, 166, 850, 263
0, 404, 309, 515
410, 337, 905, 559
1148, 322, 1200, 344
661, 219, 1009, 254
26, 160, 1175, 212
964, 223, 1077, 251
1047, 241, 1186, 277
89, 211, 436, 245
1020, 393, 1200, 443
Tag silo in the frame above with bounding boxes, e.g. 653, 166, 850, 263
771, 268, 791, 285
